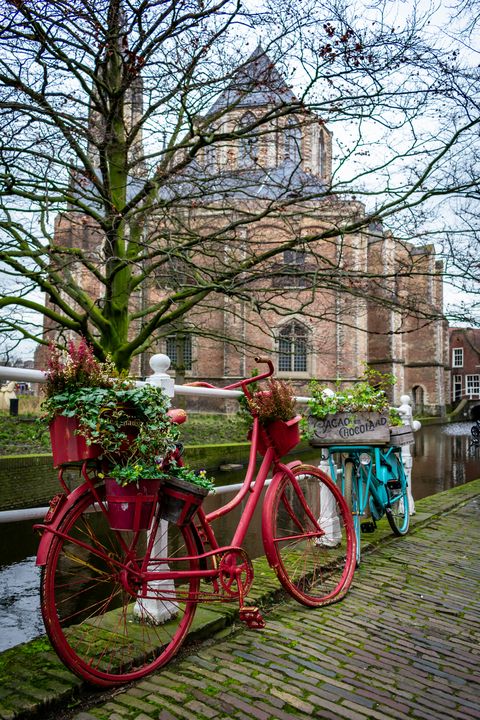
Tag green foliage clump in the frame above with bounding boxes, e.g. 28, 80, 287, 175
307, 366, 399, 423
40, 338, 180, 486
159, 461, 216, 492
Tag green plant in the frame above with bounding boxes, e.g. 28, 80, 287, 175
306, 366, 397, 422
41, 339, 180, 486
247, 378, 297, 424
159, 461, 216, 492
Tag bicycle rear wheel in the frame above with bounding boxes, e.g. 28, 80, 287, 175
262, 464, 356, 607
384, 452, 410, 536
41, 485, 200, 686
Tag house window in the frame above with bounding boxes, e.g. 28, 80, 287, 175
285, 118, 302, 163
466, 375, 480, 397
452, 348, 464, 368
278, 321, 308, 372
166, 333, 192, 371
453, 375, 462, 401
238, 112, 259, 168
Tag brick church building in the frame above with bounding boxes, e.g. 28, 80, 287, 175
37, 47, 449, 415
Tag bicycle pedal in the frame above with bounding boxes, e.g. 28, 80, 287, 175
360, 520, 377, 534
239, 606, 266, 629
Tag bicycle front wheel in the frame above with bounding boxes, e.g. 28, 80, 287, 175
384, 452, 410, 536
344, 458, 362, 566
262, 464, 356, 607
41, 485, 200, 686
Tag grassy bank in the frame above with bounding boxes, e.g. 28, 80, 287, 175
0, 413, 250, 456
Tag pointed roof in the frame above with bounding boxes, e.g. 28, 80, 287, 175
207, 46, 298, 116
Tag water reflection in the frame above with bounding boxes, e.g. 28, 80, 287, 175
411, 422, 480, 498
0, 421, 479, 652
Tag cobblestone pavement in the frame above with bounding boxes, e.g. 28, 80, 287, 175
69, 496, 480, 720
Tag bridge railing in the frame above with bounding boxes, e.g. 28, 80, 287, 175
0, 353, 419, 523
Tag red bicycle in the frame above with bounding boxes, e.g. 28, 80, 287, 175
35, 358, 356, 686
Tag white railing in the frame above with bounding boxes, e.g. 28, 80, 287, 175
0, 353, 419, 522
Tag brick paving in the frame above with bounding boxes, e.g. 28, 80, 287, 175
72, 492, 480, 720
0, 480, 479, 720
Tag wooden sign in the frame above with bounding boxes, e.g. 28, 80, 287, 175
308, 412, 391, 446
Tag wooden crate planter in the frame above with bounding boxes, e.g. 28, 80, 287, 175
389, 425, 414, 446
308, 412, 391, 446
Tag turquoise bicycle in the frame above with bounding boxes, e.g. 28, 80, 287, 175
324, 444, 410, 565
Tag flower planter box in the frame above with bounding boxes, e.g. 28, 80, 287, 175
49, 415, 102, 467
158, 476, 209, 526
252, 415, 302, 457
308, 412, 390, 446
105, 477, 161, 531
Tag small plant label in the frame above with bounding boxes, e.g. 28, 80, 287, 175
308, 412, 391, 445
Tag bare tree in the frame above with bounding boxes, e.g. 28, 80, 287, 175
0, 0, 478, 371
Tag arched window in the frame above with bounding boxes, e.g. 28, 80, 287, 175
238, 112, 259, 168
412, 385, 425, 414
285, 117, 302, 163
204, 143, 216, 170
278, 321, 308, 372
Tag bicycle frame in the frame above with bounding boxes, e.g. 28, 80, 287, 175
326, 442, 409, 567
328, 445, 403, 508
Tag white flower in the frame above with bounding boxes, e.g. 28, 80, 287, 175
322, 388, 335, 398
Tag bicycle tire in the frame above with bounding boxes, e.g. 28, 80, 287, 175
262, 464, 356, 607
41, 485, 200, 686
384, 452, 410, 536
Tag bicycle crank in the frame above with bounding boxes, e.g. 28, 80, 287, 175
218, 548, 254, 600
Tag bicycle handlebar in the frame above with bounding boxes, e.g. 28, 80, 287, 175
223, 356, 274, 394
183, 357, 274, 397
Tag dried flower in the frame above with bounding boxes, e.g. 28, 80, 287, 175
43, 338, 116, 398
248, 378, 297, 424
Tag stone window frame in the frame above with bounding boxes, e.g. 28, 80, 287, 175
276, 319, 310, 377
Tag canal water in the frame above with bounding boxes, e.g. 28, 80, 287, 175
0, 422, 478, 652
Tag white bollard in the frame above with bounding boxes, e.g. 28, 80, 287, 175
134, 354, 178, 623
316, 449, 342, 547
133, 519, 180, 623
146, 354, 175, 398
396, 395, 420, 516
